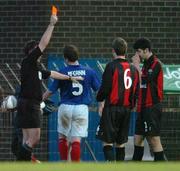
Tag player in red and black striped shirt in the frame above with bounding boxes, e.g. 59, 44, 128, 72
96, 37, 139, 161
132, 38, 166, 161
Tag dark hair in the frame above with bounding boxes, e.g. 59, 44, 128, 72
112, 37, 127, 56
63, 45, 79, 62
24, 40, 38, 55
133, 37, 151, 51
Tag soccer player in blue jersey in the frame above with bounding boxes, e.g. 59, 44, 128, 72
43, 44, 101, 162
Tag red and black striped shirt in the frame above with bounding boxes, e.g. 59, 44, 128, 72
96, 58, 139, 108
137, 55, 163, 112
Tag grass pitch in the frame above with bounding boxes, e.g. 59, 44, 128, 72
0, 162, 180, 171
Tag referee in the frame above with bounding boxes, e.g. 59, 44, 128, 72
96, 37, 139, 161
16, 14, 81, 161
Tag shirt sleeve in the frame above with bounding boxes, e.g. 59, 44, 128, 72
37, 62, 51, 79
27, 46, 43, 63
96, 63, 113, 101
152, 62, 163, 101
41, 70, 51, 79
147, 61, 161, 82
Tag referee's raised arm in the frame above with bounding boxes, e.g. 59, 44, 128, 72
38, 14, 58, 52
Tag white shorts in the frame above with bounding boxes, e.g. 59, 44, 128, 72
57, 104, 89, 138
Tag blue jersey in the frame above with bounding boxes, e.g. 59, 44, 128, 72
49, 64, 101, 105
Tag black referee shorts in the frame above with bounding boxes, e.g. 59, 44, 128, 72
135, 103, 162, 136
17, 98, 41, 128
96, 106, 131, 145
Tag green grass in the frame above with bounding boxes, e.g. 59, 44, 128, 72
0, 162, 180, 171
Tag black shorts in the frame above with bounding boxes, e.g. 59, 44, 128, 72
17, 98, 41, 128
96, 106, 131, 144
135, 103, 162, 136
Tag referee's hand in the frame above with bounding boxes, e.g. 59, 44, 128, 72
70, 76, 84, 83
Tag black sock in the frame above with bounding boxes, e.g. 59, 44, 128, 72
132, 146, 144, 161
154, 151, 165, 161
115, 147, 125, 161
17, 143, 32, 161
103, 145, 115, 161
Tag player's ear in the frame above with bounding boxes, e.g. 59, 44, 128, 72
143, 48, 148, 54
112, 49, 117, 58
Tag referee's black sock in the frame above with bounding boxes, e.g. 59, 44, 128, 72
17, 143, 32, 161
103, 145, 115, 161
132, 146, 144, 161
154, 151, 165, 161
115, 147, 125, 161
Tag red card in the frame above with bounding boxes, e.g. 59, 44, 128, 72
51, 5, 58, 15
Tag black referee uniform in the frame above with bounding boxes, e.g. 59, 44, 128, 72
17, 46, 51, 129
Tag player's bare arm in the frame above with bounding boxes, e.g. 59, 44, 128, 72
50, 71, 84, 83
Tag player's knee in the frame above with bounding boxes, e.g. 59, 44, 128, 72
71, 137, 81, 143
59, 133, 67, 140
134, 135, 144, 146
103, 142, 113, 147
115, 143, 125, 148
148, 136, 162, 150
